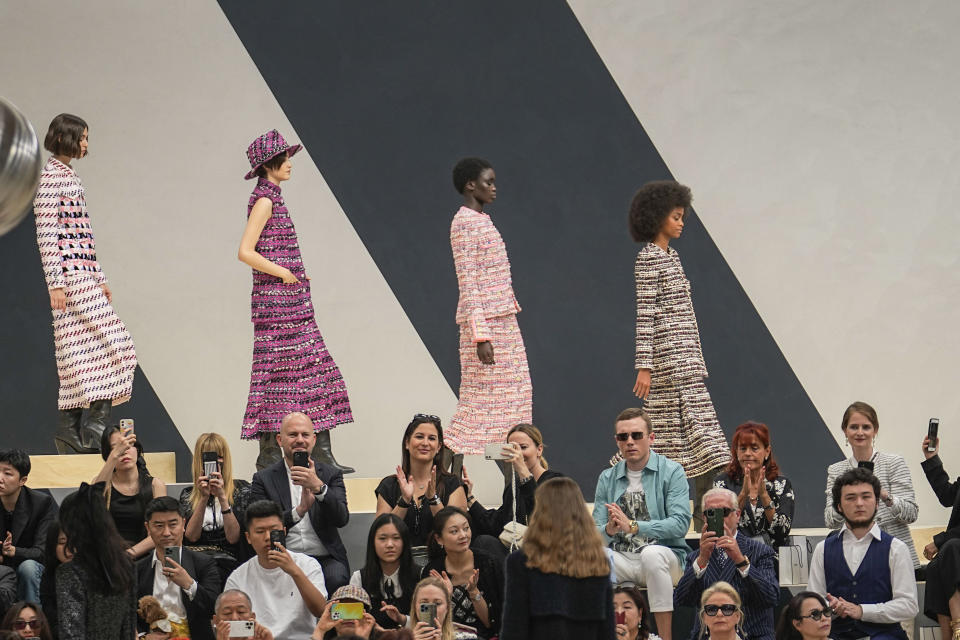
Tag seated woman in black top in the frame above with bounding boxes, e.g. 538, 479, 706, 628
375, 415, 467, 549
463, 424, 563, 537
349, 513, 417, 630
93, 425, 166, 558
422, 507, 503, 639
178, 433, 250, 582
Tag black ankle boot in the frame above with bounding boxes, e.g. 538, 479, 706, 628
55, 408, 91, 454
256, 432, 283, 471
312, 430, 354, 474
80, 399, 112, 451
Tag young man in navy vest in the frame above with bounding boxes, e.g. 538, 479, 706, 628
808, 468, 918, 640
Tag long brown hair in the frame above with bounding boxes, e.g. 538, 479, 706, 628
523, 477, 610, 578
188, 433, 236, 514
507, 423, 548, 469
723, 421, 780, 482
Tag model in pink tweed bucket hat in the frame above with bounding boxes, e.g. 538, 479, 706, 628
243, 129, 302, 180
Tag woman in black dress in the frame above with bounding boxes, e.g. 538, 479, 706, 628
38, 524, 71, 639
375, 415, 467, 551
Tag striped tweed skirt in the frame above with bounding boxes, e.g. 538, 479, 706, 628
53, 274, 137, 410
242, 316, 353, 437
446, 314, 532, 455
646, 375, 730, 478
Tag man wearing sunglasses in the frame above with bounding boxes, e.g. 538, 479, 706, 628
807, 468, 918, 640
592, 408, 691, 640
674, 488, 779, 640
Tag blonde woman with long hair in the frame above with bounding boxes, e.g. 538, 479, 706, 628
178, 433, 250, 578
500, 477, 615, 640
409, 576, 478, 640
698, 582, 744, 640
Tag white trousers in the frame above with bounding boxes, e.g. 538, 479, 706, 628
609, 546, 680, 612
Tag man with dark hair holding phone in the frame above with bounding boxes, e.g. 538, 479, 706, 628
674, 488, 779, 640
212, 589, 274, 640
136, 496, 220, 640
592, 408, 691, 640
251, 411, 350, 594
225, 499, 327, 640
808, 468, 918, 640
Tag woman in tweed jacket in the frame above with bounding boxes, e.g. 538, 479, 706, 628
823, 401, 920, 567
626, 182, 729, 496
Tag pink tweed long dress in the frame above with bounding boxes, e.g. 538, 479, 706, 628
446, 206, 532, 454
241, 178, 352, 437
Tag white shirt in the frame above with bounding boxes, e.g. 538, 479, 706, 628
225, 550, 327, 640
807, 522, 918, 624
284, 461, 329, 557
151, 550, 197, 620
626, 468, 644, 492
350, 567, 403, 599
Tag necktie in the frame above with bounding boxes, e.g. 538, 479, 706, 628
384, 577, 395, 600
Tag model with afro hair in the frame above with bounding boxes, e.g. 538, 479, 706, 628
445, 157, 532, 455
619, 180, 730, 518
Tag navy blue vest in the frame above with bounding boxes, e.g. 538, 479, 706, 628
824, 529, 907, 640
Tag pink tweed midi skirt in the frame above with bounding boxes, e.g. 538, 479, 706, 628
53, 274, 137, 410
241, 317, 353, 438
446, 314, 532, 454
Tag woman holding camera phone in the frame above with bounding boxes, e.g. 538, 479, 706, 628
409, 576, 477, 640
823, 402, 920, 567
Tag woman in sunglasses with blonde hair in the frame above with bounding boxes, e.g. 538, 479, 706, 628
698, 582, 745, 640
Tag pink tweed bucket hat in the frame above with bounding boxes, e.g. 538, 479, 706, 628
244, 129, 302, 180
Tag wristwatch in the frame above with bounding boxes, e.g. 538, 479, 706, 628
629, 520, 639, 534
735, 558, 750, 569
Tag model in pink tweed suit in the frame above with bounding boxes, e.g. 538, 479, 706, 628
446, 158, 532, 454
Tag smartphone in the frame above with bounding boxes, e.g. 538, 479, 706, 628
418, 602, 438, 628
164, 546, 180, 565
615, 611, 626, 625
119, 418, 134, 435
705, 508, 724, 538
269, 529, 285, 551
450, 453, 464, 478
226, 620, 255, 638
484, 443, 510, 461
858, 460, 875, 472
928, 418, 940, 452
331, 602, 364, 621
292, 450, 310, 468
202, 450, 219, 477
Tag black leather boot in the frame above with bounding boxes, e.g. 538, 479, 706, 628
55, 408, 91, 454
311, 430, 354, 474
80, 399, 112, 451
256, 432, 283, 471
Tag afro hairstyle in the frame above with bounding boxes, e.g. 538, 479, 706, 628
628, 180, 692, 242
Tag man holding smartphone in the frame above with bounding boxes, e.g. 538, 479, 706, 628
250, 411, 351, 594
211, 589, 274, 640
136, 497, 220, 640
673, 488, 779, 640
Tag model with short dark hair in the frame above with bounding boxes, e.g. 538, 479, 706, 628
33, 113, 137, 454
445, 157, 532, 454
237, 129, 354, 472
625, 181, 729, 498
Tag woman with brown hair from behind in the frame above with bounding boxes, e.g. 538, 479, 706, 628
500, 476, 615, 640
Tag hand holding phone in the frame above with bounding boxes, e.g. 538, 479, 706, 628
269, 529, 286, 551
292, 450, 310, 468
928, 419, 940, 452
201, 450, 220, 477
418, 602, 438, 628
119, 418, 134, 435
227, 620, 255, 638
484, 443, 510, 461
705, 508, 725, 538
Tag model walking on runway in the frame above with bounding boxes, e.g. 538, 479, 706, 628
446, 157, 532, 455
33, 114, 137, 454
626, 181, 729, 509
238, 129, 353, 472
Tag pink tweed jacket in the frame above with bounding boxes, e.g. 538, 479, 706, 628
451, 206, 520, 342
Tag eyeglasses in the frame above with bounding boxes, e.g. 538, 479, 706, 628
615, 431, 645, 442
703, 507, 733, 518
13, 620, 42, 630
703, 604, 738, 617
797, 608, 833, 621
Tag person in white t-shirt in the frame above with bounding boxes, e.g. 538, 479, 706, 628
225, 500, 327, 640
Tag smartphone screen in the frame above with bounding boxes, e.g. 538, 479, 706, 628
202, 450, 219, 476
293, 451, 309, 468
928, 419, 940, 452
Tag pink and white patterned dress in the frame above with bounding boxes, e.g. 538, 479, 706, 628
33, 157, 137, 409
446, 206, 532, 454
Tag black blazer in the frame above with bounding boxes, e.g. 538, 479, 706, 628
922, 455, 960, 548
136, 546, 220, 640
4, 486, 58, 567
250, 457, 350, 568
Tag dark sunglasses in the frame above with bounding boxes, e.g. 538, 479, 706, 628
703, 507, 733, 518
797, 608, 833, 621
615, 431, 646, 442
414, 413, 440, 422
703, 604, 738, 617
13, 619, 42, 630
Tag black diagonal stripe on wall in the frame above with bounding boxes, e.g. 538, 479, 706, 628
0, 214, 192, 481
218, 0, 841, 525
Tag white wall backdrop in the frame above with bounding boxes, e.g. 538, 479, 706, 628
569, 0, 960, 525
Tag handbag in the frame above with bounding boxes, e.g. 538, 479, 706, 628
499, 465, 527, 550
